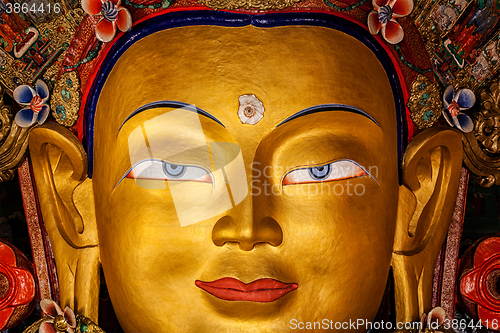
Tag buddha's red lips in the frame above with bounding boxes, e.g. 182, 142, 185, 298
195, 277, 298, 302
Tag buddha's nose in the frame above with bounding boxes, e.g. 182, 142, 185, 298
211, 200, 283, 251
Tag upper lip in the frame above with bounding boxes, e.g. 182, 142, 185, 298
195, 277, 298, 302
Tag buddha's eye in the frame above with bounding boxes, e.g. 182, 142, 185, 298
283, 160, 367, 185
125, 160, 212, 183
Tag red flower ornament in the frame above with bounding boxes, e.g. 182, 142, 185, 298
459, 236, 500, 331
0, 240, 36, 330
367, 0, 413, 44
81, 0, 132, 42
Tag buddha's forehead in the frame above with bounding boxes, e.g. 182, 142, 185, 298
96, 24, 396, 148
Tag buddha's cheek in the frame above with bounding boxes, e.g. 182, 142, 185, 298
93, 182, 218, 328
273, 177, 398, 321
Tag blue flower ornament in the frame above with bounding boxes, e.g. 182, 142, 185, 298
13, 80, 50, 128
442, 85, 475, 133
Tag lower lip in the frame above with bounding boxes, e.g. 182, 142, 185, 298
195, 277, 298, 302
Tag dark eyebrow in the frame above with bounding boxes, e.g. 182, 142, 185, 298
276, 104, 379, 127
119, 100, 225, 131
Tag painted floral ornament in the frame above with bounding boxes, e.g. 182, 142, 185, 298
13, 80, 50, 128
238, 94, 264, 125
442, 85, 475, 133
81, 0, 132, 42
419, 307, 446, 332
39, 299, 77, 333
367, 0, 413, 44
394, 307, 454, 332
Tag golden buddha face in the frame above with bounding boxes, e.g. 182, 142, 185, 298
91, 25, 399, 332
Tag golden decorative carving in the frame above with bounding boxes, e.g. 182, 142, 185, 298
416, 23, 442, 57
22, 314, 105, 333
0, 84, 34, 182
0, 5, 85, 94
451, 70, 475, 91
407, 75, 441, 130
76, 314, 106, 333
0, 86, 14, 143
51, 71, 80, 127
0, 49, 29, 94
458, 74, 500, 187
195, 0, 300, 10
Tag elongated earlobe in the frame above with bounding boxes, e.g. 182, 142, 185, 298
392, 127, 463, 323
29, 122, 100, 322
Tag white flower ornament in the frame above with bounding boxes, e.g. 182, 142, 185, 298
367, 0, 414, 44
442, 85, 475, 133
39, 299, 77, 333
13, 80, 50, 127
238, 94, 265, 125
81, 0, 132, 42
419, 307, 447, 333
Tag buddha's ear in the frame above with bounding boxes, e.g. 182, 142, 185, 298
392, 127, 462, 323
29, 122, 100, 322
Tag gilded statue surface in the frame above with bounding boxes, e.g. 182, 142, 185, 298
0, 0, 493, 330
26, 13, 463, 333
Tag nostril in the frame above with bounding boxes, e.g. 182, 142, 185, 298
259, 216, 283, 247
212, 215, 234, 247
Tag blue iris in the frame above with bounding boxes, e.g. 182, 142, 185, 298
308, 165, 332, 181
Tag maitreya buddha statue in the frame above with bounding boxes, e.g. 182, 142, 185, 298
1, 0, 470, 331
